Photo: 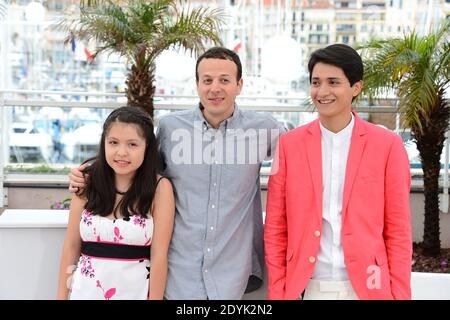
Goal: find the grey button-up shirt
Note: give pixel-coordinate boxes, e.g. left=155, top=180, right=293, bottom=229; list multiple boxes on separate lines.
left=157, top=104, right=284, bottom=299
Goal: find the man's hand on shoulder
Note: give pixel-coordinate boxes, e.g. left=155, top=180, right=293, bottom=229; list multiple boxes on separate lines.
left=68, top=162, right=89, bottom=193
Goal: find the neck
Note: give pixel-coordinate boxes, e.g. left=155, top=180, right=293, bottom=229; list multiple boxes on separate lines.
left=201, top=106, right=235, bottom=129
left=320, top=111, right=353, bottom=133
left=114, top=174, right=133, bottom=194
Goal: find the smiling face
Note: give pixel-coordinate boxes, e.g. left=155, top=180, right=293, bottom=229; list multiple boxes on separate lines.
left=196, top=58, right=243, bottom=128
left=310, top=62, right=362, bottom=131
left=105, top=121, right=146, bottom=180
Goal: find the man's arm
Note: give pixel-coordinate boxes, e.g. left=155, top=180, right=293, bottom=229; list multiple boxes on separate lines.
left=264, top=136, right=288, bottom=300
left=384, top=134, right=412, bottom=299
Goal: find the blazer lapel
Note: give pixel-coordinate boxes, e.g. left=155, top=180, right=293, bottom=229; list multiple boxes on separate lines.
left=342, top=113, right=367, bottom=223
left=306, top=120, right=323, bottom=218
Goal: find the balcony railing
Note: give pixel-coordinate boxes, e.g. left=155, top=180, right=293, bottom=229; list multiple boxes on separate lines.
left=1, top=89, right=449, bottom=210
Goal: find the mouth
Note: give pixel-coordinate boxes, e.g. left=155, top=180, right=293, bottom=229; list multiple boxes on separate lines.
left=209, top=97, right=224, bottom=104
left=114, top=160, right=131, bottom=167
left=317, top=98, right=335, bottom=105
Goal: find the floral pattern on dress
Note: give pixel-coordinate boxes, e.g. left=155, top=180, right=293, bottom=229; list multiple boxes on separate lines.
left=133, top=215, right=147, bottom=228
left=82, top=210, right=93, bottom=226
left=79, top=256, right=95, bottom=278
left=70, top=209, right=153, bottom=300
left=96, top=280, right=117, bottom=300
left=113, top=226, right=124, bottom=242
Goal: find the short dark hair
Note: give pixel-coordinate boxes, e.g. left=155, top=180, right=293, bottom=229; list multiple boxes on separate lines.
left=195, top=47, right=242, bottom=82
left=308, top=44, right=363, bottom=86
left=79, top=106, right=160, bottom=219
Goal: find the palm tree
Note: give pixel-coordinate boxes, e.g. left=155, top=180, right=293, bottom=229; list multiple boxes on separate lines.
left=358, top=20, right=450, bottom=257
left=0, top=1, right=7, bottom=20
left=61, top=0, right=225, bottom=118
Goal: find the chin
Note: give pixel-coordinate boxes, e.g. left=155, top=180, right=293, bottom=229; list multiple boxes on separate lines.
left=113, top=167, right=133, bottom=175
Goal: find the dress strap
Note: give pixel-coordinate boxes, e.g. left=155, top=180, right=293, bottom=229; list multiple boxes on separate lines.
left=155, top=176, right=166, bottom=188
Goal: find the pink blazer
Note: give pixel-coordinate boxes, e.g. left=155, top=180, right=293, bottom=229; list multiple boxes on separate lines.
left=264, top=113, right=412, bottom=300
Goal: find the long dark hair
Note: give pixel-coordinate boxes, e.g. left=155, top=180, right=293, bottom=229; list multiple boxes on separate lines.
left=77, top=106, right=159, bottom=219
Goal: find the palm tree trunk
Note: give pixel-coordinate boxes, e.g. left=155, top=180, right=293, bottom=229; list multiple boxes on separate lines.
left=125, top=63, right=156, bottom=119
left=414, top=98, right=450, bottom=257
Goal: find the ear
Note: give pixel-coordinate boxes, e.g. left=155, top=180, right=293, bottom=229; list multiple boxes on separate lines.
left=237, top=78, right=243, bottom=95
left=352, top=80, right=363, bottom=98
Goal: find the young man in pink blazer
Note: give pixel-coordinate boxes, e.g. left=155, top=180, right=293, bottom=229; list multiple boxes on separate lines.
left=264, top=44, right=412, bottom=300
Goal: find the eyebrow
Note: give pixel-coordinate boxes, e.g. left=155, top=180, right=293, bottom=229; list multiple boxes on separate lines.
left=201, top=74, right=232, bottom=78
left=106, top=137, right=142, bottom=142
left=311, top=77, right=342, bottom=81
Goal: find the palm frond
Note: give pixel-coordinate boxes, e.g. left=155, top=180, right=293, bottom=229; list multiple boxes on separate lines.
left=157, top=5, right=225, bottom=58
left=60, top=0, right=224, bottom=117
left=430, top=20, right=450, bottom=88
left=359, top=22, right=449, bottom=131
left=80, top=0, right=118, bottom=9
left=0, top=1, right=8, bottom=21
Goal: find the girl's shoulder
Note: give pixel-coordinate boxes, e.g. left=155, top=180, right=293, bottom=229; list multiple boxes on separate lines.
left=155, top=174, right=172, bottom=189
left=153, top=175, right=174, bottom=201
left=71, top=193, right=88, bottom=208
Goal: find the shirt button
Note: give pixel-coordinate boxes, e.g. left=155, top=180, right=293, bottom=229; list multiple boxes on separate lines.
left=213, top=183, right=217, bottom=187
left=314, top=230, right=321, bottom=237
left=210, top=226, right=214, bottom=231
left=309, top=256, right=316, bottom=263
left=211, top=204, right=215, bottom=209
left=204, top=269, right=208, bottom=273
left=207, top=248, right=211, bottom=252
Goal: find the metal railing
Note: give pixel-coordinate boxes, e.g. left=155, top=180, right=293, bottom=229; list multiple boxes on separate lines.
left=1, top=89, right=447, bottom=211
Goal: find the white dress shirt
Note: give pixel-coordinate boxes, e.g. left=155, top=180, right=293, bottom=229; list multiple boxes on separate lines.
left=312, top=114, right=354, bottom=281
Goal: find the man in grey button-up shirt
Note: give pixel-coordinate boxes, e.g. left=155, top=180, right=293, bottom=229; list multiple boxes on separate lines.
left=159, top=47, right=284, bottom=299
left=69, top=47, right=285, bottom=299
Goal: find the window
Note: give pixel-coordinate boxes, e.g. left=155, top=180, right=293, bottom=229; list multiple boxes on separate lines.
left=336, top=24, right=356, bottom=32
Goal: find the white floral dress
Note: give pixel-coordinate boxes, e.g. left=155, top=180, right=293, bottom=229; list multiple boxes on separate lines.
left=69, top=209, right=153, bottom=300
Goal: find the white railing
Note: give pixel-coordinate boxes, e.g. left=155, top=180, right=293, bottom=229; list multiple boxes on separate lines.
left=0, top=89, right=445, bottom=211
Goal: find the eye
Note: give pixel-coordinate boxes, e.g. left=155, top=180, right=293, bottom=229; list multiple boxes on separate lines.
left=203, top=79, right=212, bottom=84
left=129, top=143, right=138, bottom=147
left=221, top=78, right=230, bottom=84
left=311, top=80, right=319, bottom=86
left=108, top=140, right=117, bottom=145
left=330, top=80, right=339, bottom=85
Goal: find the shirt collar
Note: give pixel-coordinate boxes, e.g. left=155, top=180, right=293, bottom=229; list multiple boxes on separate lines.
left=320, top=113, right=354, bottom=140
left=195, top=103, right=241, bottom=131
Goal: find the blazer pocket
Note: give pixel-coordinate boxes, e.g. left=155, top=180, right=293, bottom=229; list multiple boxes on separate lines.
left=374, top=252, right=388, bottom=266
left=286, top=248, right=294, bottom=262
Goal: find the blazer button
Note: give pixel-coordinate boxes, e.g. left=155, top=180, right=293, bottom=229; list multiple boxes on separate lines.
left=314, top=230, right=321, bottom=237
left=309, top=256, right=316, bottom=263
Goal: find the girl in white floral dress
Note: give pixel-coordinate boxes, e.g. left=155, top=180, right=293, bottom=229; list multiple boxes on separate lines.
left=57, top=107, right=175, bottom=300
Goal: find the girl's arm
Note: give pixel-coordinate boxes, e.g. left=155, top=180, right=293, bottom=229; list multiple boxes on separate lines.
left=56, top=195, right=85, bottom=299
left=148, top=177, right=175, bottom=300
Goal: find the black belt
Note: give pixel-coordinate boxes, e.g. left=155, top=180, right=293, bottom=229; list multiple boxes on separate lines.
left=81, top=241, right=150, bottom=260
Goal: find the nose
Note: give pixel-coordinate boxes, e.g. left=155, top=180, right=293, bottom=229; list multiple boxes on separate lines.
left=116, top=144, right=128, bottom=156
left=210, top=80, right=221, bottom=93
left=315, top=83, right=329, bottom=97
